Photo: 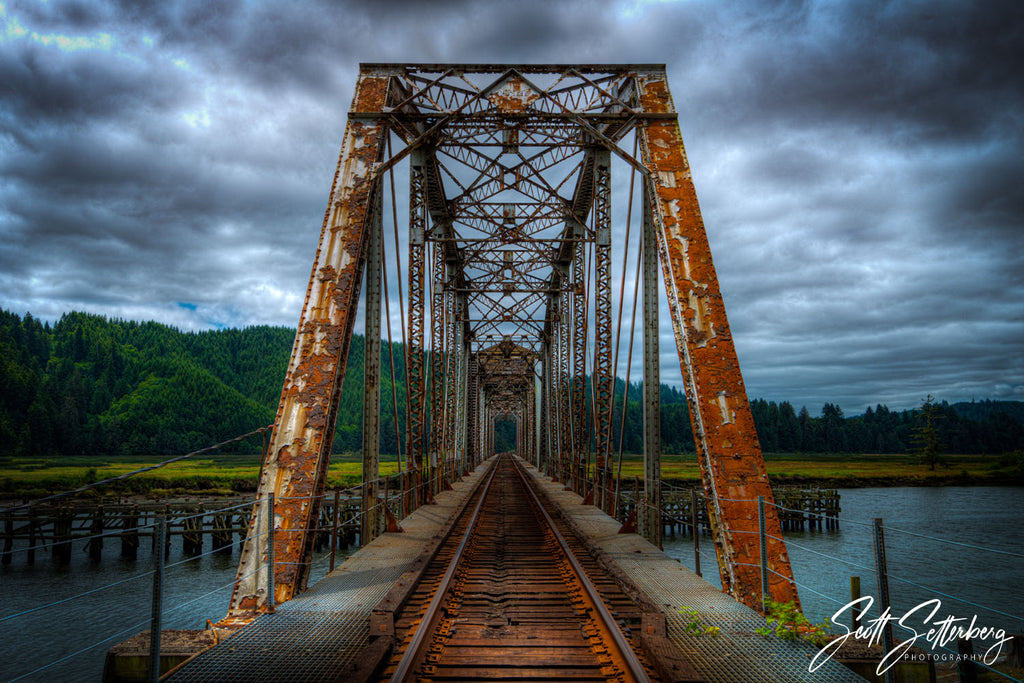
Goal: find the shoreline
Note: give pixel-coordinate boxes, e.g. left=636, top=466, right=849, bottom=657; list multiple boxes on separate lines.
left=667, top=472, right=1024, bottom=489
left=3, top=453, right=1022, bottom=503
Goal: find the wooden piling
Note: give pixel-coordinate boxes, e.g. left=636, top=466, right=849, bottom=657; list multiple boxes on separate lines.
left=88, top=504, right=104, bottom=562
left=2, top=516, right=12, bottom=565
left=27, top=510, right=37, bottom=564
left=53, top=508, right=72, bottom=564
left=211, top=513, right=232, bottom=553
left=122, top=505, right=140, bottom=560
left=182, top=505, right=203, bottom=557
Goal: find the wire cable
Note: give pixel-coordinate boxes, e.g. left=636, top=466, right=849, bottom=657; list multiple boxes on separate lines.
left=6, top=616, right=152, bottom=682
left=0, top=568, right=155, bottom=623
left=2, top=425, right=274, bottom=513
left=880, top=523, right=1024, bottom=560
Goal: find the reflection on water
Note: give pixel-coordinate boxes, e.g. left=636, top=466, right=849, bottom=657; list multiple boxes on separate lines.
left=663, top=487, right=1024, bottom=637
left=0, top=536, right=339, bottom=681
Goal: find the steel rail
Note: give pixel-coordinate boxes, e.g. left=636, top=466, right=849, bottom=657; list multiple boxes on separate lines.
left=511, top=456, right=652, bottom=683
left=388, top=455, right=501, bottom=682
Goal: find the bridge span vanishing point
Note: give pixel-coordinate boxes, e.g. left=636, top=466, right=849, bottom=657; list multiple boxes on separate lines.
left=139, top=63, right=870, bottom=682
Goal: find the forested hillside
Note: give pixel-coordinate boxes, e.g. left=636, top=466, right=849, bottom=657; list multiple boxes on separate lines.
left=1, top=309, right=1021, bottom=457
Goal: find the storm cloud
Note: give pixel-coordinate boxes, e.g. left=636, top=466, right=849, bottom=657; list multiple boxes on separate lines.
left=1, top=0, right=1021, bottom=414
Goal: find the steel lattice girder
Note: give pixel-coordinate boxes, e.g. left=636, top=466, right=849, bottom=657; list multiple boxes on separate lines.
left=571, top=240, right=587, bottom=493
left=429, top=241, right=446, bottom=478
left=591, top=152, right=614, bottom=511
left=234, top=63, right=798, bottom=619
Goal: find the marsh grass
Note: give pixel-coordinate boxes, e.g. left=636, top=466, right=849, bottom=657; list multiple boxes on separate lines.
left=609, top=452, right=1008, bottom=485
left=0, top=452, right=1015, bottom=500
left=0, top=452, right=405, bottom=499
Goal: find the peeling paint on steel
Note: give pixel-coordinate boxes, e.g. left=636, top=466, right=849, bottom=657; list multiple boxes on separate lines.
left=637, top=72, right=800, bottom=612
left=226, top=72, right=390, bottom=620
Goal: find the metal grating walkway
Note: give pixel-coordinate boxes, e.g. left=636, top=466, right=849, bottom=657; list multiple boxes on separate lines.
left=166, top=464, right=492, bottom=682
left=520, top=461, right=868, bottom=683
left=169, top=458, right=866, bottom=682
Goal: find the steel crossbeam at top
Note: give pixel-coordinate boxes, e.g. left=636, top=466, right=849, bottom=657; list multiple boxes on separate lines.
left=225, top=64, right=801, bottom=624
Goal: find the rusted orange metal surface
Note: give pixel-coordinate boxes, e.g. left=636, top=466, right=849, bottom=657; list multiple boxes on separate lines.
left=637, top=70, right=800, bottom=611
left=227, top=72, right=390, bottom=618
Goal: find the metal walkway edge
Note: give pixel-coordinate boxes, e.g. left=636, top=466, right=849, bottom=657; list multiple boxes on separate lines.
left=517, top=460, right=867, bottom=683
left=167, top=455, right=866, bottom=682
left=165, top=461, right=495, bottom=682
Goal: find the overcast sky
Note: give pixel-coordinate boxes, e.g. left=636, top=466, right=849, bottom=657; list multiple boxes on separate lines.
left=1, top=0, right=1021, bottom=415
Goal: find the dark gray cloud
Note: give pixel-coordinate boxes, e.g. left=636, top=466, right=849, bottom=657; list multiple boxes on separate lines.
left=1, top=0, right=1021, bottom=414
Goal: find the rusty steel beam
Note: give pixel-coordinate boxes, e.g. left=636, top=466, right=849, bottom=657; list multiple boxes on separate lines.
left=636, top=69, right=800, bottom=611
left=592, top=150, right=613, bottom=512
left=227, top=72, right=390, bottom=617
left=557, top=285, right=572, bottom=484
left=443, top=280, right=458, bottom=477
left=429, top=241, right=446, bottom=489
left=362, top=190, right=383, bottom=544
left=641, top=178, right=662, bottom=549
left=457, top=293, right=470, bottom=472
left=407, top=149, right=428, bottom=505
left=571, top=240, right=587, bottom=495
left=541, top=338, right=552, bottom=474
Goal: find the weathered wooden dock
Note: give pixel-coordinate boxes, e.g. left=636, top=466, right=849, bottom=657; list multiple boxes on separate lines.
left=1, top=485, right=839, bottom=565
left=0, top=494, right=365, bottom=564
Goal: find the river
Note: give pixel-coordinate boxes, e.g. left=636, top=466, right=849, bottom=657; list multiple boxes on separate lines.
left=663, top=487, right=1024, bottom=643
left=2, top=486, right=1022, bottom=681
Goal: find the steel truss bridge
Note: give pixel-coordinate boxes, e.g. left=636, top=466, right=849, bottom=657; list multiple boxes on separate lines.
left=228, top=63, right=799, bottom=621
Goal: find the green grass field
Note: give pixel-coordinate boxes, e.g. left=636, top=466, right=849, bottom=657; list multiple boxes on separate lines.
left=1, top=450, right=1019, bottom=501
left=0, top=452, right=406, bottom=499
left=615, top=451, right=1019, bottom=486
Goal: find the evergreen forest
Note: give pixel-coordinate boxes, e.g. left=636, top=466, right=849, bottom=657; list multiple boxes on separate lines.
left=2, top=309, right=1022, bottom=458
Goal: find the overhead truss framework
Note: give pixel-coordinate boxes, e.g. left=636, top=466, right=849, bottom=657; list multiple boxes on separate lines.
left=228, top=63, right=799, bottom=620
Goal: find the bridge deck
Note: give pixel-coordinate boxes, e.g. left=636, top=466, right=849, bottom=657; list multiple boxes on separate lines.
left=521, top=463, right=865, bottom=683
left=166, top=463, right=493, bottom=682
left=167, top=458, right=865, bottom=682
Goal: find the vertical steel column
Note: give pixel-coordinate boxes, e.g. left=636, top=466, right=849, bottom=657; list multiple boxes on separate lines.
left=361, top=192, right=382, bottom=544
left=453, top=293, right=468, bottom=480
left=526, top=377, right=536, bottom=466
left=486, top=405, right=494, bottom=457
left=641, top=184, right=662, bottom=548
left=228, top=73, right=389, bottom=616
left=429, top=241, right=446, bottom=490
left=265, top=493, right=275, bottom=614
left=540, top=339, right=551, bottom=474
left=476, top=362, right=485, bottom=467
left=758, top=496, right=769, bottom=610
left=551, top=323, right=561, bottom=479
left=535, top=361, right=543, bottom=468
left=636, top=69, right=799, bottom=610
left=592, top=149, right=613, bottom=512
left=572, top=240, right=587, bottom=495
left=148, top=516, right=166, bottom=683
left=407, top=149, right=427, bottom=506
left=442, top=283, right=458, bottom=481
left=873, top=518, right=895, bottom=683
left=467, top=355, right=479, bottom=469
left=558, top=286, right=572, bottom=484
left=518, top=408, right=524, bottom=457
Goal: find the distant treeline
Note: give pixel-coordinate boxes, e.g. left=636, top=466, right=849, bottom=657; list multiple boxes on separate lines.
left=1, top=309, right=1022, bottom=457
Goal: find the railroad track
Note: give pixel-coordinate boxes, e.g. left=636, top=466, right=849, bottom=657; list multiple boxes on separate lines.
left=352, top=454, right=700, bottom=682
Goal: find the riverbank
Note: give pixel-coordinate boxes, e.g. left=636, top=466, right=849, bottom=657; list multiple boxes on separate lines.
left=1, top=451, right=1021, bottom=501
left=621, top=452, right=1024, bottom=489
